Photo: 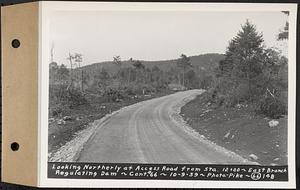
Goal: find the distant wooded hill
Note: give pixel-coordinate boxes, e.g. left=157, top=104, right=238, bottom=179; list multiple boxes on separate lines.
left=77, top=53, right=225, bottom=75
left=50, top=53, right=225, bottom=100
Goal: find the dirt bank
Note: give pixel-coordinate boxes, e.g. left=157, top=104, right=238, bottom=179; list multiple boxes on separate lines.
left=180, top=93, right=287, bottom=165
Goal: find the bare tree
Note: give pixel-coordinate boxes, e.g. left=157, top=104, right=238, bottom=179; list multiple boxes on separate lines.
left=67, top=53, right=83, bottom=91
left=113, top=55, right=122, bottom=66
left=177, top=54, right=192, bottom=87
left=74, top=53, right=84, bottom=92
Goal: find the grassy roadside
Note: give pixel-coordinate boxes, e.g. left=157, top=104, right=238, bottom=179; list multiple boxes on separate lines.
left=48, top=90, right=174, bottom=155
left=180, top=92, right=287, bottom=165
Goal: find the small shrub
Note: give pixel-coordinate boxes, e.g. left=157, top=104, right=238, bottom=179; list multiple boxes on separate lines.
left=103, top=88, right=124, bottom=102
left=123, top=86, right=136, bottom=96
left=50, top=106, right=63, bottom=117
left=256, top=96, right=287, bottom=119
left=200, top=89, right=216, bottom=103
left=223, top=83, right=251, bottom=107
left=66, top=88, right=88, bottom=107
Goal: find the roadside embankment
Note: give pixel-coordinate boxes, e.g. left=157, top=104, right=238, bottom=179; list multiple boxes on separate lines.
left=180, top=92, right=287, bottom=165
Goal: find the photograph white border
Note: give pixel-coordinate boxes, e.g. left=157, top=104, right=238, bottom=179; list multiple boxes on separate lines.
left=38, top=1, right=297, bottom=188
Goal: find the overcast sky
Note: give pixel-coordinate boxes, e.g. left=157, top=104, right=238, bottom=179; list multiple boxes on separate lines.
left=50, top=11, right=288, bottom=66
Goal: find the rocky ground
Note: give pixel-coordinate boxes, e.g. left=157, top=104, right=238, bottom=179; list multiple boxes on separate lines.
left=180, top=93, right=288, bottom=165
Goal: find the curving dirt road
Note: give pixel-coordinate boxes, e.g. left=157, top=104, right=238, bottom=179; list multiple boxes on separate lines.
left=78, top=89, right=253, bottom=164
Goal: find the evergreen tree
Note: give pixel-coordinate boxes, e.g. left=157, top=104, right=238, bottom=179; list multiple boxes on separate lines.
left=132, top=60, right=145, bottom=83
left=215, top=20, right=268, bottom=105
left=219, top=20, right=265, bottom=80
left=132, top=60, right=145, bottom=70
left=215, top=19, right=288, bottom=114
left=278, top=11, right=289, bottom=40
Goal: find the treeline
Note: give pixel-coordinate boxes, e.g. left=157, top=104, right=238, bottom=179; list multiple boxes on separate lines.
left=49, top=20, right=288, bottom=119
left=49, top=53, right=216, bottom=114
left=207, top=20, right=288, bottom=119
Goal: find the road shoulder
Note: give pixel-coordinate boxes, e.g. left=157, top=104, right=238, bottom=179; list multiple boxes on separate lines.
left=180, top=92, right=288, bottom=165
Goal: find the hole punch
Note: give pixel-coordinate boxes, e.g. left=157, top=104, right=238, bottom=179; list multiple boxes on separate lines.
left=11, top=142, right=19, bottom=151
left=11, top=39, right=20, bottom=48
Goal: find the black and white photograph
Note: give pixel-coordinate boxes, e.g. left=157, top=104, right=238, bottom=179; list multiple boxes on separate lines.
left=41, top=1, right=297, bottom=188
